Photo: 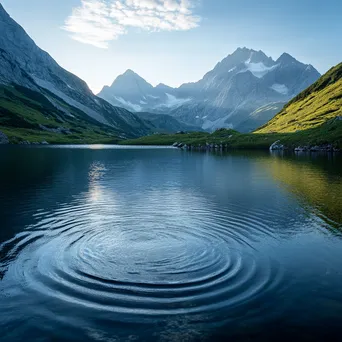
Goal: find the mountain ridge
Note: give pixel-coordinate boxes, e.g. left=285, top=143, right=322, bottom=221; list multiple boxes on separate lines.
left=98, top=48, right=321, bottom=132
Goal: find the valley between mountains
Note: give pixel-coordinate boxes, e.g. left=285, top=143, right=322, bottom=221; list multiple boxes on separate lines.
left=0, top=3, right=341, bottom=149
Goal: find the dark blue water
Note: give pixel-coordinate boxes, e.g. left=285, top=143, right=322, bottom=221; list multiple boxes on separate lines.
left=1, top=146, right=342, bottom=341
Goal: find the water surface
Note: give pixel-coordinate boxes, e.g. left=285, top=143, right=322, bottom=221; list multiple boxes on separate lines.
left=1, top=146, right=342, bottom=341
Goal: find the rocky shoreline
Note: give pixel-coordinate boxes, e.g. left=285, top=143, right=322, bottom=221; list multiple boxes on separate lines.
left=269, top=140, right=340, bottom=152
left=18, top=140, right=50, bottom=145
left=0, top=130, right=9, bottom=144
left=172, top=141, right=341, bottom=153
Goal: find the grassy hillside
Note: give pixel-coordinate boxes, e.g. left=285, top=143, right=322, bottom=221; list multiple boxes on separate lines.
left=120, top=121, right=342, bottom=149
left=0, top=84, right=122, bottom=144
left=257, top=63, right=342, bottom=133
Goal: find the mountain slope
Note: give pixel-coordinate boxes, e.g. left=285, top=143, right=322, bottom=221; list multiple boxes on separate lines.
left=0, top=4, right=151, bottom=140
left=134, top=112, right=202, bottom=134
left=98, top=48, right=321, bottom=132
left=256, top=62, right=342, bottom=133
left=0, top=84, right=135, bottom=144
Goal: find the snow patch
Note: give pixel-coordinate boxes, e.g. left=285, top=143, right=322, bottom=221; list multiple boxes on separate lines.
left=243, top=62, right=279, bottom=78
left=245, top=51, right=254, bottom=64
left=140, top=100, right=147, bottom=105
left=251, top=102, right=284, bottom=116
left=115, top=96, right=142, bottom=112
left=155, top=93, right=191, bottom=109
left=271, top=84, right=289, bottom=95
left=166, top=93, right=191, bottom=107
left=228, top=67, right=237, bottom=73
left=147, top=94, right=159, bottom=99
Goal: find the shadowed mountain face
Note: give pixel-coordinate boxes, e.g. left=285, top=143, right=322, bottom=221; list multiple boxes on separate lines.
left=98, top=48, right=321, bottom=132
left=0, top=4, right=152, bottom=139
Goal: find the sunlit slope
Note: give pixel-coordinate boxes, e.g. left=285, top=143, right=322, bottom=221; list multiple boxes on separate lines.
left=256, top=63, right=342, bottom=133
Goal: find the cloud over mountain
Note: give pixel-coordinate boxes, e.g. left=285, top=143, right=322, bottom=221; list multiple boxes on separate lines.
left=63, top=0, right=200, bottom=48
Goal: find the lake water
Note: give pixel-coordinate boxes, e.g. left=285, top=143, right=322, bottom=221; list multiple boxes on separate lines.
left=1, top=146, right=342, bottom=341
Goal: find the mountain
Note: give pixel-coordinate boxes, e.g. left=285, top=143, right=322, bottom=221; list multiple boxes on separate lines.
left=98, top=48, right=321, bottom=132
left=257, top=62, right=342, bottom=133
left=0, top=4, right=151, bottom=143
left=99, top=70, right=155, bottom=112
left=99, top=71, right=191, bottom=114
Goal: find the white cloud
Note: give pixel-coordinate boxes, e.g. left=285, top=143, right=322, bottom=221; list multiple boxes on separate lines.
left=63, top=0, right=201, bottom=48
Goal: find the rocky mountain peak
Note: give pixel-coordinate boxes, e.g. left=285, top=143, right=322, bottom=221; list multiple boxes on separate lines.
left=122, top=69, right=140, bottom=77
left=110, top=70, right=151, bottom=86
left=246, top=50, right=274, bottom=66
left=107, top=70, right=154, bottom=97
left=209, top=47, right=275, bottom=77
left=276, top=52, right=298, bottom=64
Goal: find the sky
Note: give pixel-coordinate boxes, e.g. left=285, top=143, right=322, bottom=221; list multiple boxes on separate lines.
left=1, top=0, right=342, bottom=94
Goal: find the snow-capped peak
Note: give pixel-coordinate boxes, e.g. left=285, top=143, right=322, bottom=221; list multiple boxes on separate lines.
left=276, top=52, right=298, bottom=64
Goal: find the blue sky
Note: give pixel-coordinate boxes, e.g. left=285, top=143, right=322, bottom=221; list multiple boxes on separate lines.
left=2, top=0, right=341, bottom=93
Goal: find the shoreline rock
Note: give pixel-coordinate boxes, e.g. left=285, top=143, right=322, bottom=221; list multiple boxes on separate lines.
left=18, top=140, right=50, bottom=145
left=0, top=131, right=9, bottom=144
left=270, top=140, right=285, bottom=151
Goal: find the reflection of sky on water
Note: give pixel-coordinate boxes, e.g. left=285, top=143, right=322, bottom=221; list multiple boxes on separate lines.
left=1, top=148, right=342, bottom=342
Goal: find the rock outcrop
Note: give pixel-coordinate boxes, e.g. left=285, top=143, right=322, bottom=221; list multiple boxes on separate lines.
left=0, top=130, right=9, bottom=144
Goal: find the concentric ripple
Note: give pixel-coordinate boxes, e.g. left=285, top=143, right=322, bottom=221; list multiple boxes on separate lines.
left=1, top=196, right=286, bottom=319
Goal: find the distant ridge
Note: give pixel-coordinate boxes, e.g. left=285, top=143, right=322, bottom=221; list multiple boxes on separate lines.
left=98, top=48, right=321, bottom=132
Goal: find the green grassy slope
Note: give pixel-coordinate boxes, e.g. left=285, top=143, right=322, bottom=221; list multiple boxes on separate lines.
left=256, top=63, right=342, bottom=133
left=0, top=84, right=121, bottom=144
left=120, top=129, right=239, bottom=146
left=120, top=121, right=342, bottom=149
